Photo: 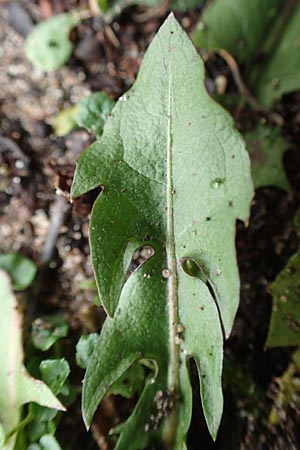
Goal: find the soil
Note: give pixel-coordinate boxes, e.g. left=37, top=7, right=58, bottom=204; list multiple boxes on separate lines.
left=1, top=1, right=300, bottom=450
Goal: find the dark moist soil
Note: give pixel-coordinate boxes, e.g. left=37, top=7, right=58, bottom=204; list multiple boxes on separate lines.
left=1, top=1, right=300, bottom=450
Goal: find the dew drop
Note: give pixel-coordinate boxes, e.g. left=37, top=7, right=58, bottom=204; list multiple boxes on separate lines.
left=162, top=269, right=171, bottom=278
left=210, top=178, right=225, bottom=189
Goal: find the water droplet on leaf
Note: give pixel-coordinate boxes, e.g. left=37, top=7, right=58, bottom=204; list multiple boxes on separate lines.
left=210, top=178, right=225, bottom=189
left=162, top=269, right=171, bottom=278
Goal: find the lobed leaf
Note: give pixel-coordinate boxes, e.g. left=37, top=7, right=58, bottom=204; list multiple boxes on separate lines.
left=72, top=14, right=253, bottom=449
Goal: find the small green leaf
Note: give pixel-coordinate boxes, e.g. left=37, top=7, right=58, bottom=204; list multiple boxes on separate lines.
left=76, top=333, right=99, bottom=369
left=39, top=434, right=63, bottom=450
left=0, top=253, right=36, bottom=291
left=24, top=13, right=80, bottom=72
left=29, top=404, right=58, bottom=423
left=27, top=422, right=49, bottom=442
left=49, top=106, right=79, bottom=137
left=0, top=271, right=64, bottom=450
left=267, top=251, right=300, bottom=347
left=72, top=14, right=253, bottom=448
left=28, top=445, right=42, bottom=450
left=32, top=316, right=69, bottom=351
left=245, top=124, right=290, bottom=192
left=39, top=359, right=70, bottom=396
left=76, top=93, right=115, bottom=138
left=27, top=418, right=56, bottom=441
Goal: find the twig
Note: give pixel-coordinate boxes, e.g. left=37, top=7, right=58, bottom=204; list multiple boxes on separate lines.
left=41, top=195, right=70, bottom=265
left=24, top=195, right=70, bottom=328
left=103, top=24, right=120, bottom=48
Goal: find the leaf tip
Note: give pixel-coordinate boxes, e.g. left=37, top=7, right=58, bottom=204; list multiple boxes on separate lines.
left=206, top=412, right=222, bottom=443
left=82, top=383, right=95, bottom=431
left=167, top=11, right=176, bottom=20
left=82, top=408, right=92, bottom=431
left=57, top=403, right=67, bottom=412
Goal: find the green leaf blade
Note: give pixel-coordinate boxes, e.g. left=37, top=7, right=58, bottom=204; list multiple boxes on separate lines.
left=82, top=245, right=169, bottom=431
left=73, top=14, right=253, bottom=448
left=178, top=272, right=223, bottom=439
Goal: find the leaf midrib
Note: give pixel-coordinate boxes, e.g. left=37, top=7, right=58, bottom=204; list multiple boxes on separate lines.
left=165, top=49, right=180, bottom=445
